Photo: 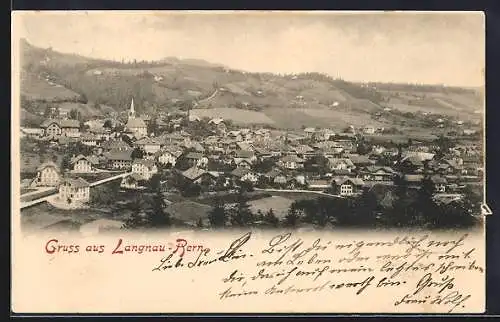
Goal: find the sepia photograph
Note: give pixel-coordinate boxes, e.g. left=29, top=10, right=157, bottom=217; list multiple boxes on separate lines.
left=11, top=11, right=486, bottom=314
left=16, top=11, right=485, bottom=234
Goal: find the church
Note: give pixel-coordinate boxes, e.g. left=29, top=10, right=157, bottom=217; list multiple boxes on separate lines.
left=125, top=98, right=148, bottom=139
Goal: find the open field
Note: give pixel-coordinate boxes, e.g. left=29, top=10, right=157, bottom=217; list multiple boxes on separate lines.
left=21, top=72, right=82, bottom=102
left=191, top=107, right=276, bottom=125
left=248, top=195, right=295, bottom=219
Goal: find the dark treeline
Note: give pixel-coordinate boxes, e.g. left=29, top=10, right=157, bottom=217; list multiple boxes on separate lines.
left=121, top=178, right=482, bottom=231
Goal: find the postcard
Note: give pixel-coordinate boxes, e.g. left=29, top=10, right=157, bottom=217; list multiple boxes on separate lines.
left=11, top=11, right=486, bottom=314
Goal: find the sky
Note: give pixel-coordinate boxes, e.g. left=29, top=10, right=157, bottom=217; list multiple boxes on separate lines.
left=14, top=11, right=485, bottom=87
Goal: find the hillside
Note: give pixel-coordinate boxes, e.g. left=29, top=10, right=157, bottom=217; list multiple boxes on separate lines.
left=18, top=39, right=483, bottom=130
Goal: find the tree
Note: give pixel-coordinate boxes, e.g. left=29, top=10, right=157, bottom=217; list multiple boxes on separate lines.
left=121, top=135, right=133, bottom=147
left=283, top=208, right=301, bottom=228
left=208, top=198, right=227, bottom=228
left=148, top=173, right=162, bottom=192
left=229, top=190, right=255, bottom=227
left=146, top=191, right=171, bottom=228
left=69, top=109, right=81, bottom=120
left=103, top=120, right=113, bottom=129
left=263, top=208, right=280, bottom=228
left=131, top=148, right=144, bottom=159
left=60, top=155, right=72, bottom=173
left=147, top=117, right=158, bottom=136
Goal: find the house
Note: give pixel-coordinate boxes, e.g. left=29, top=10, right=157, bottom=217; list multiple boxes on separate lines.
left=80, top=133, right=99, bottom=146
left=431, top=176, right=448, bottom=193
left=208, top=118, right=226, bottom=133
left=156, top=147, right=183, bottom=168
left=185, top=152, right=209, bottom=168
left=327, top=158, right=355, bottom=172
left=40, top=119, right=80, bottom=137
left=254, top=147, right=273, bottom=160
left=313, top=129, right=335, bottom=141
left=348, top=154, right=375, bottom=167
left=105, top=150, right=133, bottom=170
left=183, top=140, right=205, bottom=153
left=20, top=127, right=43, bottom=139
left=359, top=166, right=396, bottom=182
left=32, top=161, right=60, bottom=187
left=135, top=137, right=163, bottom=154
left=233, top=150, right=257, bottom=167
left=293, top=145, right=315, bottom=159
left=231, top=167, right=258, bottom=184
left=182, top=166, right=219, bottom=185
left=307, top=179, right=331, bottom=190
left=101, top=139, right=130, bottom=152
left=70, top=155, right=99, bottom=173
left=58, top=177, right=90, bottom=203
left=331, top=177, right=365, bottom=196
left=303, top=127, right=316, bottom=137
left=399, top=156, right=425, bottom=174
left=131, top=159, right=158, bottom=180
left=363, top=126, right=376, bottom=134
left=278, top=154, right=304, bottom=170
left=273, top=175, right=288, bottom=187
left=120, top=173, right=146, bottom=190
left=88, top=126, right=112, bottom=140
left=402, top=174, right=425, bottom=186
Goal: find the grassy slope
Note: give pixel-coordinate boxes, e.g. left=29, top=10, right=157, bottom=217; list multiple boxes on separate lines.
left=19, top=39, right=482, bottom=130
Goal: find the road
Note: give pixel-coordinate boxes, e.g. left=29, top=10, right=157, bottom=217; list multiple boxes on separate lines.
left=254, top=188, right=345, bottom=198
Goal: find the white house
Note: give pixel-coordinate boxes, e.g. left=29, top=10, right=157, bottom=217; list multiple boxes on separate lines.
left=80, top=134, right=99, bottom=146
left=156, top=148, right=183, bottom=168
left=134, top=137, right=162, bottom=155
left=278, top=154, right=304, bottom=170
left=331, top=177, right=365, bottom=196
left=58, top=177, right=90, bottom=203
left=120, top=173, right=146, bottom=190
left=32, top=162, right=60, bottom=187
left=363, top=126, right=376, bottom=135
left=131, top=159, right=158, bottom=180
left=71, top=155, right=99, bottom=173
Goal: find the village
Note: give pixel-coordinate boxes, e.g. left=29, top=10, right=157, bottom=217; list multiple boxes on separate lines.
left=19, top=96, right=484, bottom=233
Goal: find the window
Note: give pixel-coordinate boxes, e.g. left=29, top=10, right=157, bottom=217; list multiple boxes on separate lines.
left=340, top=184, right=353, bottom=195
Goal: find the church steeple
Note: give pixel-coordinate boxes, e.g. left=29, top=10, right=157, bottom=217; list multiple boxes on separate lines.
left=128, top=98, right=136, bottom=118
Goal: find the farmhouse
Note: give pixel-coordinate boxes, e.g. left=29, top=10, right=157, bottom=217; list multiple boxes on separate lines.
left=278, top=154, right=304, bottom=170
left=32, top=161, right=60, bottom=187
left=40, top=119, right=80, bottom=137
left=431, top=176, right=448, bottom=193
left=105, top=150, right=133, bottom=170
left=182, top=166, right=219, bottom=185
left=359, top=166, right=396, bottom=182
left=70, top=154, right=99, bottom=173
left=120, top=173, right=146, bottom=190
left=331, top=177, right=365, bottom=196
left=156, top=147, right=183, bottom=168
left=135, top=137, right=163, bottom=154
left=231, top=167, right=258, bottom=184
left=58, top=177, right=90, bottom=203
left=80, top=133, right=99, bottom=146
left=131, top=159, right=158, bottom=180
left=328, top=158, right=355, bottom=172
left=185, top=152, right=209, bottom=168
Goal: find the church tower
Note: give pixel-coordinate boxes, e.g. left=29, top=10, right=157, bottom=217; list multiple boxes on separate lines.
left=128, top=98, right=136, bottom=119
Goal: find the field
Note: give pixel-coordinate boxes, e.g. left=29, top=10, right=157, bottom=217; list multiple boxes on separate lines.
left=191, top=107, right=276, bottom=125
left=298, top=107, right=385, bottom=129
left=248, top=196, right=295, bottom=219
left=20, top=72, right=82, bottom=102
left=20, top=39, right=484, bottom=133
